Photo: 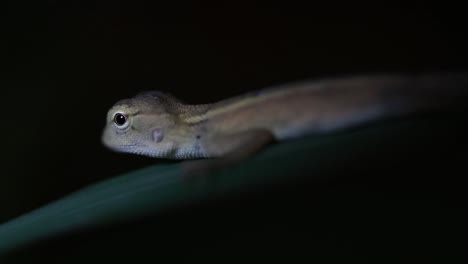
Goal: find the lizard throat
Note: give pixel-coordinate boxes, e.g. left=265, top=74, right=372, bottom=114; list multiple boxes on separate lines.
left=109, top=142, right=208, bottom=160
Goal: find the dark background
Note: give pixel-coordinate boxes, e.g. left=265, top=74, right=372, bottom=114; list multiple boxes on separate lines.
left=1, top=1, right=467, bottom=224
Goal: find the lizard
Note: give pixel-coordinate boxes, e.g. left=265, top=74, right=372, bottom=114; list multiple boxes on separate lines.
left=101, top=71, right=468, bottom=174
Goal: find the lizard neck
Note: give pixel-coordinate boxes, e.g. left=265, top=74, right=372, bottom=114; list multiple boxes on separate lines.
left=176, top=103, right=213, bottom=122
left=177, top=87, right=304, bottom=125
left=157, top=103, right=214, bottom=159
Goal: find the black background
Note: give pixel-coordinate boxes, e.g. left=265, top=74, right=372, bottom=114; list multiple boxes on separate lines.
left=1, top=1, right=467, bottom=258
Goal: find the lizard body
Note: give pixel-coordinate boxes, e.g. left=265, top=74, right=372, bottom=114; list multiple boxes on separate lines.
left=101, top=72, right=467, bottom=171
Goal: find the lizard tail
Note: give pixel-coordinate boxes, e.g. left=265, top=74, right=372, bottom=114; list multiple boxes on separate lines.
left=381, top=71, right=468, bottom=115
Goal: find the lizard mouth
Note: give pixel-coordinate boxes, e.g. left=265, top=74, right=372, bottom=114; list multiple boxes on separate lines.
left=112, top=144, right=163, bottom=158
left=110, top=144, right=148, bottom=152
left=118, top=144, right=147, bottom=147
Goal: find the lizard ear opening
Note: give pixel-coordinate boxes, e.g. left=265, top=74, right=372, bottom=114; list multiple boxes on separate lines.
left=152, top=128, right=164, bottom=143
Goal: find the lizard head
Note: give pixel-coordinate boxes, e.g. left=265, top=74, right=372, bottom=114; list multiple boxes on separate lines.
left=101, top=91, right=182, bottom=157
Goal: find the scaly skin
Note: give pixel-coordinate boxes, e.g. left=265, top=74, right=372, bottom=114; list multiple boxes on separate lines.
left=101, top=72, right=467, bottom=173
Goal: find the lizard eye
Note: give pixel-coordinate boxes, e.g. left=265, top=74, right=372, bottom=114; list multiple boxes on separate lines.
left=113, top=113, right=127, bottom=127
